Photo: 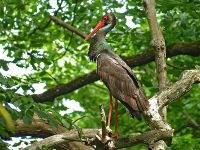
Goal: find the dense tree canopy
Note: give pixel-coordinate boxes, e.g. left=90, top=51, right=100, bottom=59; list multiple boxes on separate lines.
left=0, top=0, right=200, bottom=149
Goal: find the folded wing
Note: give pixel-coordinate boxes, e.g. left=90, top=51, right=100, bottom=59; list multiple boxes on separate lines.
left=97, top=52, right=149, bottom=120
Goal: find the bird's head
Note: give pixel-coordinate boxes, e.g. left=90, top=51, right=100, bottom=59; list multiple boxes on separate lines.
left=84, top=13, right=116, bottom=41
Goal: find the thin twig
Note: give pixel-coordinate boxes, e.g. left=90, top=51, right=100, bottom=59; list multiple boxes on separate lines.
left=183, top=111, right=200, bottom=128
left=48, top=15, right=87, bottom=38
left=167, top=63, right=188, bottom=70
left=174, top=123, right=192, bottom=133
left=39, top=67, right=60, bottom=85
left=99, top=104, right=107, bottom=141
left=96, top=104, right=114, bottom=149
left=72, top=115, right=86, bottom=123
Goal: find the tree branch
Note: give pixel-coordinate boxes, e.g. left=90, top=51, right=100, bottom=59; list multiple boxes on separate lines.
left=143, top=68, right=200, bottom=149
left=87, top=105, right=114, bottom=150
left=174, top=123, right=192, bottom=133
left=183, top=111, right=200, bottom=128
left=166, top=63, right=188, bottom=71
left=22, top=127, right=173, bottom=150
left=31, top=40, right=200, bottom=103
left=10, top=113, right=173, bottom=150
left=175, top=111, right=200, bottom=133
left=48, top=15, right=87, bottom=39
left=13, top=113, right=95, bottom=150
left=142, top=68, right=200, bottom=147
left=143, top=0, right=168, bottom=90
left=175, top=123, right=200, bottom=133
left=157, top=69, right=200, bottom=109
left=15, top=113, right=173, bottom=150
left=143, top=0, right=169, bottom=148
left=32, top=70, right=98, bottom=102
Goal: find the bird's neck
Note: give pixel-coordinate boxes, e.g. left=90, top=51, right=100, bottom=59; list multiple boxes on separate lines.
left=88, top=36, right=114, bottom=61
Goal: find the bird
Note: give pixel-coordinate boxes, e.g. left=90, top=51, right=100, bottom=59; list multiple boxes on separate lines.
left=84, top=13, right=149, bottom=138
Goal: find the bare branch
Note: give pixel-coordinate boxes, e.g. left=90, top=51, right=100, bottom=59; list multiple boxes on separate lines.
left=22, top=128, right=97, bottom=150
left=99, top=104, right=107, bottom=141
left=143, top=69, right=200, bottom=136
left=22, top=127, right=173, bottom=150
left=144, top=96, right=172, bottom=130
left=143, top=0, right=168, bottom=90
left=174, top=123, right=192, bottom=133
left=13, top=113, right=93, bottom=150
left=151, top=140, right=166, bottom=150
left=166, top=63, right=188, bottom=71
left=157, top=69, right=200, bottom=109
left=183, top=111, right=200, bottom=129
left=12, top=113, right=174, bottom=150
left=49, top=15, right=87, bottom=39
left=32, top=70, right=99, bottom=103
left=142, top=0, right=169, bottom=148
left=72, top=115, right=87, bottom=124
left=143, top=0, right=168, bottom=136
left=88, top=105, right=114, bottom=150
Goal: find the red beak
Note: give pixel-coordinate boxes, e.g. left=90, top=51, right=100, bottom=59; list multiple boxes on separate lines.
left=84, top=21, right=105, bottom=41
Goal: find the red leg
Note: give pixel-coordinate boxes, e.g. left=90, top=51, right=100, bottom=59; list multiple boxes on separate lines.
left=113, top=99, right=118, bottom=138
left=107, top=92, right=113, bottom=127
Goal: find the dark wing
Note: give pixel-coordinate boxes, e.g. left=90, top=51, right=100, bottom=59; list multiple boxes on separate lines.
left=97, top=53, right=149, bottom=120
left=113, top=54, right=149, bottom=111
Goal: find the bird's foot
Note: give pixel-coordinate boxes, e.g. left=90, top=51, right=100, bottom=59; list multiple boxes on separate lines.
left=111, top=133, right=118, bottom=139
left=106, top=126, right=118, bottom=139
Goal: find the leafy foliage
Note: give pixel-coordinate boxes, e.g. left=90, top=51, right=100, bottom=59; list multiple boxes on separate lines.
left=0, top=0, right=200, bottom=149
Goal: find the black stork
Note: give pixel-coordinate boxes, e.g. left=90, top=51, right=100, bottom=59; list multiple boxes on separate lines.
left=84, top=13, right=149, bottom=138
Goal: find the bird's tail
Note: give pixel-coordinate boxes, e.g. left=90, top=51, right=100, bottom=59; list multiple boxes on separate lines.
left=130, top=110, right=142, bottom=121
left=136, top=89, right=149, bottom=112
left=119, top=100, right=142, bottom=121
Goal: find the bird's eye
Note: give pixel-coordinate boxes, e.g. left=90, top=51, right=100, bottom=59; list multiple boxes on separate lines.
left=102, top=16, right=107, bottom=22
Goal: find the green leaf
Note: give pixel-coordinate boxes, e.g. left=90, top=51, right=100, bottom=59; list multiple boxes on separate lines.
left=0, top=94, right=6, bottom=100
left=39, top=71, right=46, bottom=76
left=35, top=110, right=49, bottom=119
left=22, top=110, right=34, bottom=126
left=35, top=109, right=58, bottom=127
left=0, top=73, right=6, bottom=85
left=0, top=59, right=9, bottom=71
left=6, top=78, right=15, bottom=87
left=23, top=116, right=32, bottom=126
left=73, top=124, right=83, bottom=141
left=61, top=118, right=71, bottom=129
left=47, top=116, right=58, bottom=128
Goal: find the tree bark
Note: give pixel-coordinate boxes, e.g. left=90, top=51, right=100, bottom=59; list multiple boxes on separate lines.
left=143, top=0, right=170, bottom=149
